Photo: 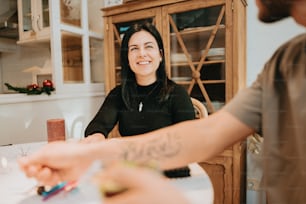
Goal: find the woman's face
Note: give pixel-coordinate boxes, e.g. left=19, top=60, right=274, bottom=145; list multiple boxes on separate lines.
left=128, top=30, right=162, bottom=85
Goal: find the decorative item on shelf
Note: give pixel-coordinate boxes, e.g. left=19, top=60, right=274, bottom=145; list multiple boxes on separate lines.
left=171, top=53, right=192, bottom=63
left=202, top=48, right=225, bottom=61
left=4, top=79, right=55, bottom=95
left=63, top=0, right=81, bottom=20
left=171, top=77, right=192, bottom=82
left=23, top=60, right=52, bottom=85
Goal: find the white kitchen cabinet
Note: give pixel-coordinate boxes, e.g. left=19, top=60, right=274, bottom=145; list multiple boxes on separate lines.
left=17, top=0, right=50, bottom=44
left=52, top=0, right=104, bottom=91
left=12, top=0, right=104, bottom=95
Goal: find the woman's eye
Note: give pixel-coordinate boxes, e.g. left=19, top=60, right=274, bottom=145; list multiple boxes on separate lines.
left=129, top=47, right=138, bottom=52
left=146, top=45, right=154, bottom=49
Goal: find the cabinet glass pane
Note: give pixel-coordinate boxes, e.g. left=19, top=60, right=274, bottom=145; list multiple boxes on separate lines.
left=87, top=0, right=103, bottom=33
left=113, top=18, right=155, bottom=85
left=42, top=0, right=49, bottom=28
left=60, top=0, right=81, bottom=27
left=90, top=37, right=104, bottom=83
left=61, top=32, right=84, bottom=83
left=22, top=0, right=32, bottom=31
left=18, top=0, right=50, bottom=42
left=169, top=5, right=225, bottom=113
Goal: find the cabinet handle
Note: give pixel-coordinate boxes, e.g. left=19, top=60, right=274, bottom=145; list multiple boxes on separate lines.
left=36, top=15, right=42, bottom=31
left=31, top=15, right=39, bottom=32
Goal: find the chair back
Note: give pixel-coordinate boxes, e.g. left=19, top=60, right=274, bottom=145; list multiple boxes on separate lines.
left=191, top=97, right=208, bottom=119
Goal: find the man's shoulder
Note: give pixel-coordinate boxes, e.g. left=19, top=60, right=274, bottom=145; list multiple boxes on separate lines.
left=277, top=33, right=306, bottom=52
left=288, top=33, right=306, bottom=43
left=267, top=33, right=306, bottom=66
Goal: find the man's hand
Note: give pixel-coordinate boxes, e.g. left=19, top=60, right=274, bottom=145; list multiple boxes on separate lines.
left=18, top=141, right=94, bottom=186
left=98, top=162, right=190, bottom=204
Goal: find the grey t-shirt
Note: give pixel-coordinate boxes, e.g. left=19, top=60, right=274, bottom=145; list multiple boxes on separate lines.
left=224, top=33, right=306, bottom=204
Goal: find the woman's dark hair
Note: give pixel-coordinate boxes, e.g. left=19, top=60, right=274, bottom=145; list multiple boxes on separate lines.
left=120, top=22, right=174, bottom=110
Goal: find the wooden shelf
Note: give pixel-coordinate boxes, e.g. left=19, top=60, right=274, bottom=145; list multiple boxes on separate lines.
left=170, top=24, right=225, bottom=36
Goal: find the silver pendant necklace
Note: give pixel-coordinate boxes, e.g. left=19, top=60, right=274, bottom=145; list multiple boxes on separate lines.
left=138, top=101, right=143, bottom=112
left=137, top=82, right=159, bottom=112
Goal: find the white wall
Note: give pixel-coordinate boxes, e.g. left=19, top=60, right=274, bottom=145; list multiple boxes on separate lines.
left=0, top=95, right=103, bottom=145
left=247, top=0, right=305, bottom=85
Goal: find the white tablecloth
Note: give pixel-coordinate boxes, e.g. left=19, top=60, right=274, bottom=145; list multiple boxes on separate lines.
left=0, top=142, right=213, bottom=204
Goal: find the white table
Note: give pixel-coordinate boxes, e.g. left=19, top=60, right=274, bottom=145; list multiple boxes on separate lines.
left=0, top=142, right=214, bottom=204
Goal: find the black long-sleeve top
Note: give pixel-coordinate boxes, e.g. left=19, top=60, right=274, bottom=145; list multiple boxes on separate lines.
left=85, top=81, right=195, bottom=138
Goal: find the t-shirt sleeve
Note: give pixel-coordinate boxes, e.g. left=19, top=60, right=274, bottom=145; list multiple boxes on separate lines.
left=170, top=85, right=196, bottom=123
left=223, top=72, right=263, bottom=133
left=84, top=87, right=121, bottom=138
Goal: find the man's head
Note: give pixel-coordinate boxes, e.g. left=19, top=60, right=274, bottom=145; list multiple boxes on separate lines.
left=256, top=0, right=292, bottom=23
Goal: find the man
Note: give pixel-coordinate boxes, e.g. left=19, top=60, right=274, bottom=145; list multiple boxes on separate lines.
left=19, top=0, right=306, bottom=203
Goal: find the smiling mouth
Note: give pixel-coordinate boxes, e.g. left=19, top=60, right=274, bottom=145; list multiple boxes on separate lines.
left=137, top=61, right=150, bottom=65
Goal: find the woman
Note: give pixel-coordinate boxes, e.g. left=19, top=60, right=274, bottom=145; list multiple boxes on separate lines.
left=84, top=22, right=195, bottom=141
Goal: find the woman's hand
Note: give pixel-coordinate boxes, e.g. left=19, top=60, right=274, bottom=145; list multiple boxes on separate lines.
left=80, top=133, right=106, bottom=144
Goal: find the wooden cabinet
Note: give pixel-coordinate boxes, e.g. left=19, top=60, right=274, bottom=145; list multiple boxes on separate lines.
left=17, top=0, right=50, bottom=44
left=102, top=0, right=247, bottom=203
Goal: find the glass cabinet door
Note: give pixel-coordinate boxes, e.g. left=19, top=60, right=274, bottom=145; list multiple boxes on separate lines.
left=89, top=37, right=104, bottom=83
left=58, top=0, right=104, bottom=84
left=20, top=0, right=32, bottom=33
left=88, top=0, right=104, bottom=33
left=38, top=0, right=50, bottom=30
left=18, top=0, right=50, bottom=43
left=166, top=4, right=226, bottom=113
left=60, top=0, right=82, bottom=83
left=61, top=32, right=84, bottom=83
left=60, top=0, right=81, bottom=27
left=88, top=0, right=104, bottom=83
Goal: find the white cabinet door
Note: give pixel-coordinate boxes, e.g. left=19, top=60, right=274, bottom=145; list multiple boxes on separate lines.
left=17, top=0, right=50, bottom=44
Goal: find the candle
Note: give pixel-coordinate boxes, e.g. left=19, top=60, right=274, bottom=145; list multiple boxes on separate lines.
left=47, top=119, right=66, bottom=142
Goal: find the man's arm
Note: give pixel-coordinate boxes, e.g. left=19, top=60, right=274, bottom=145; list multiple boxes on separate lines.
left=19, top=109, right=254, bottom=185
left=112, top=109, right=254, bottom=169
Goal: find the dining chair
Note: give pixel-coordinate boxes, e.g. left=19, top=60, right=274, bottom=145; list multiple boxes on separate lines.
left=190, top=97, right=208, bottom=119
left=108, top=122, right=121, bottom=138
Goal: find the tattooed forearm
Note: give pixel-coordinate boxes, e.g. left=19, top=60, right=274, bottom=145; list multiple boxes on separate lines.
left=121, top=133, right=182, bottom=163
